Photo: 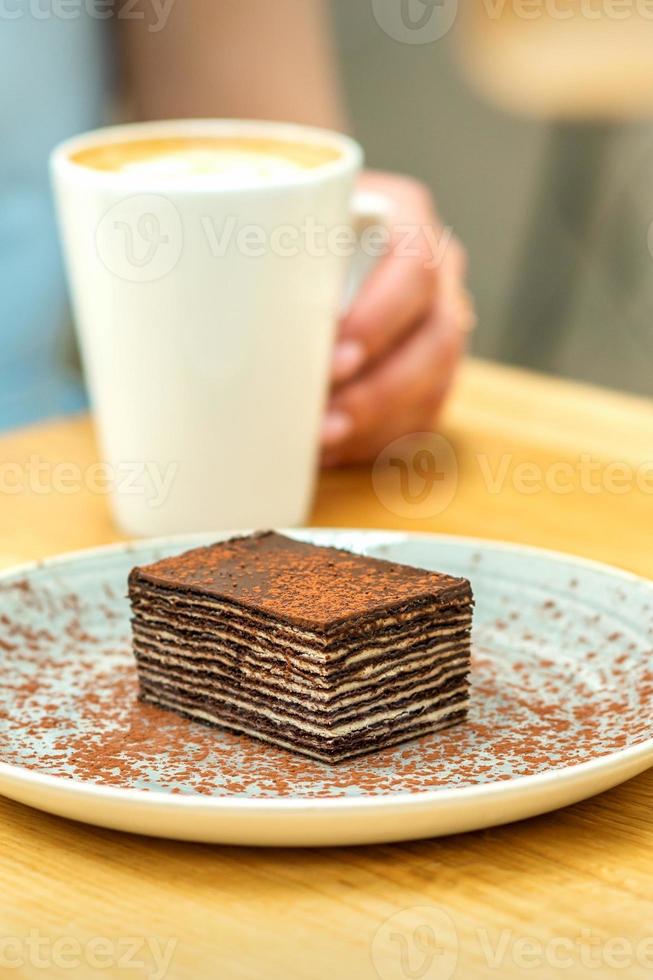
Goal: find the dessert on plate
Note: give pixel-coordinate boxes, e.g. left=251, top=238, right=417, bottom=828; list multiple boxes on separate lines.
left=128, top=531, right=474, bottom=762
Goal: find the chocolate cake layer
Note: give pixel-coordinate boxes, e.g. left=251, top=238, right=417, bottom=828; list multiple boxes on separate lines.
left=137, top=661, right=469, bottom=732
left=134, top=650, right=470, bottom=722
left=132, top=630, right=471, bottom=697
left=129, top=583, right=472, bottom=651
left=138, top=685, right=469, bottom=763
left=129, top=596, right=472, bottom=677
left=129, top=532, right=474, bottom=763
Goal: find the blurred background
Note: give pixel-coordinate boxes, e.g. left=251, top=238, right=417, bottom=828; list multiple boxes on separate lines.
left=334, top=0, right=653, bottom=397
left=2, top=0, right=652, bottom=435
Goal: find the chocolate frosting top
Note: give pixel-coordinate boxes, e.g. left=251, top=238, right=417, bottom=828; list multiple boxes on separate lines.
left=130, top=532, right=471, bottom=630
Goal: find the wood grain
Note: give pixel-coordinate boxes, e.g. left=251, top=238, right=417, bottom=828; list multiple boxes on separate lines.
left=1, top=358, right=652, bottom=979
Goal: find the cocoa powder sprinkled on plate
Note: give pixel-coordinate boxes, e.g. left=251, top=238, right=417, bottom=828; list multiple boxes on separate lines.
left=1, top=544, right=652, bottom=798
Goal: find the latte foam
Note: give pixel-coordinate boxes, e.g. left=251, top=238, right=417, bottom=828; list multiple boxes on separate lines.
left=71, top=136, right=341, bottom=182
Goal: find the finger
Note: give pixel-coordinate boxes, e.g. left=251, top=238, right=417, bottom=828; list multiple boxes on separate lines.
left=333, top=173, right=442, bottom=381
left=332, top=229, right=471, bottom=387
left=335, top=243, right=437, bottom=377
left=322, top=299, right=466, bottom=459
left=325, top=240, right=474, bottom=450
left=321, top=387, right=448, bottom=468
left=335, top=293, right=466, bottom=430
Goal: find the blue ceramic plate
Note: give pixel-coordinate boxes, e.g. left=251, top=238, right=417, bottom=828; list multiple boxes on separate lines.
left=1, top=529, right=652, bottom=846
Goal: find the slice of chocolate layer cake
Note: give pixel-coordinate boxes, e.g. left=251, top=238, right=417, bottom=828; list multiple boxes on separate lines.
left=128, top=532, right=474, bottom=763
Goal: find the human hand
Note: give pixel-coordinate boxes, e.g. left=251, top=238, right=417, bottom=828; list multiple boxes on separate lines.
left=321, top=170, right=475, bottom=466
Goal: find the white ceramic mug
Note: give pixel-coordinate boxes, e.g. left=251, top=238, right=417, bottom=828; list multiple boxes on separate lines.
left=51, top=119, right=385, bottom=536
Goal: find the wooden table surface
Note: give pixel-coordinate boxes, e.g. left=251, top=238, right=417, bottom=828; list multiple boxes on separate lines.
left=1, top=358, right=653, bottom=979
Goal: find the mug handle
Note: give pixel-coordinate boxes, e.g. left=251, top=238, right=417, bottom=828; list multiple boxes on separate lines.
left=341, top=189, right=393, bottom=313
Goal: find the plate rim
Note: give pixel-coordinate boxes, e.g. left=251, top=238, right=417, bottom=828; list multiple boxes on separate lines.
left=1, top=527, right=652, bottom=814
